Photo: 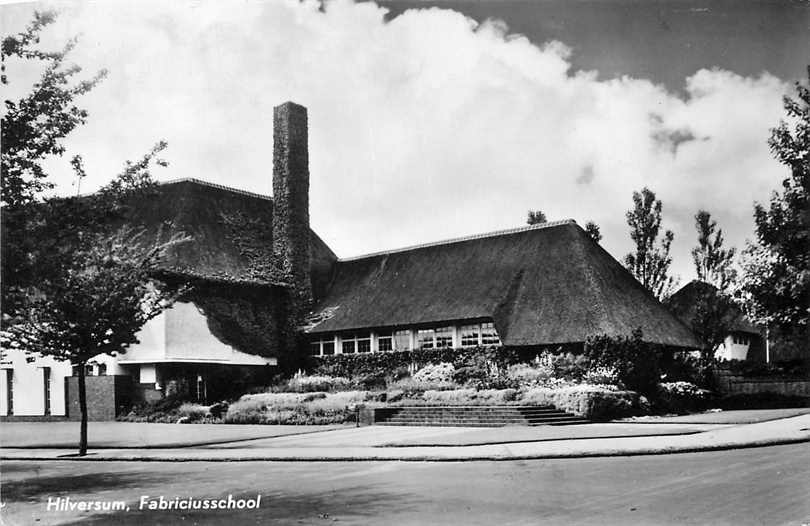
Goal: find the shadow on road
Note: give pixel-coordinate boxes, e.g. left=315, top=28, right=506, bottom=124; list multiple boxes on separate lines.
left=1, top=471, right=172, bottom=504
left=59, top=485, right=424, bottom=525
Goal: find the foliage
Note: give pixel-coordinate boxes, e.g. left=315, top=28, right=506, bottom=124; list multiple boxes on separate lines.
left=526, top=210, right=547, bottom=225
left=419, top=388, right=518, bottom=405
left=1, top=10, right=107, bottom=207
left=657, top=381, right=713, bottom=413
left=519, top=386, right=647, bottom=421
left=584, top=329, right=662, bottom=395
left=661, top=352, right=714, bottom=388
left=223, top=391, right=371, bottom=425
left=581, top=366, right=620, bottom=387
left=692, top=211, right=737, bottom=290
left=412, top=362, right=456, bottom=385
left=505, top=363, right=554, bottom=387
left=285, top=373, right=353, bottom=393
left=584, top=221, right=602, bottom=243
left=387, top=376, right=460, bottom=395
left=737, top=67, right=810, bottom=329
left=310, top=346, right=519, bottom=380
left=623, top=187, right=678, bottom=300
left=2, top=227, right=187, bottom=363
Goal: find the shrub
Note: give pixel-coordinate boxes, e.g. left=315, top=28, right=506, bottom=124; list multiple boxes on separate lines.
left=547, top=352, right=590, bottom=381
left=223, top=390, right=373, bottom=424
left=584, top=329, right=662, bottom=395
left=520, top=385, right=646, bottom=421
left=388, top=376, right=459, bottom=395
left=506, top=363, right=553, bottom=387
left=582, top=366, right=620, bottom=387
left=413, top=363, right=455, bottom=384
left=310, top=346, right=520, bottom=380
left=657, top=381, right=713, bottom=413
left=177, top=403, right=210, bottom=422
left=419, top=388, right=518, bottom=405
left=286, top=374, right=353, bottom=393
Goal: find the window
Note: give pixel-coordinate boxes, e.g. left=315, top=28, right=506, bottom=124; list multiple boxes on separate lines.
left=435, top=326, right=453, bottom=348
left=310, top=337, right=336, bottom=356
left=97, top=363, right=107, bottom=376
left=42, top=367, right=51, bottom=416
left=394, top=330, right=411, bottom=351
left=342, top=337, right=356, bottom=354
left=460, top=324, right=481, bottom=347
left=733, top=334, right=749, bottom=346
left=481, top=322, right=501, bottom=346
left=357, top=336, right=371, bottom=353
left=417, top=329, right=435, bottom=349
left=5, top=370, right=13, bottom=416
left=377, top=332, right=393, bottom=352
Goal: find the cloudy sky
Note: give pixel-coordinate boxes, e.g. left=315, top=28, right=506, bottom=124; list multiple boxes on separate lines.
left=2, top=0, right=808, bottom=283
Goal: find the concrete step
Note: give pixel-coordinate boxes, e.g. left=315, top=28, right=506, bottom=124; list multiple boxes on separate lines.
left=374, top=405, right=588, bottom=427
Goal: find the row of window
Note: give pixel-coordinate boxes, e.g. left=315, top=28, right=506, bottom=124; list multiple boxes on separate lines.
left=309, top=322, right=501, bottom=356
left=731, top=334, right=750, bottom=346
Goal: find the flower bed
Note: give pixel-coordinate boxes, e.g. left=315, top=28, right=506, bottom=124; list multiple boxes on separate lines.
left=223, top=391, right=375, bottom=424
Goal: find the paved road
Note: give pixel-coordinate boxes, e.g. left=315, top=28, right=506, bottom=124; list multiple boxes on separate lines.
left=1, top=443, right=808, bottom=526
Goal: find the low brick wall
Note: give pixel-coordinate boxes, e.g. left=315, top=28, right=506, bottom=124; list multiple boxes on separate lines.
left=357, top=406, right=400, bottom=426
left=715, top=370, right=810, bottom=397
left=65, top=375, right=133, bottom=421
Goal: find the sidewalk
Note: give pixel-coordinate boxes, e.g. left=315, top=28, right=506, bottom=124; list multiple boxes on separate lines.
left=2, top=412, right=808, bottom=462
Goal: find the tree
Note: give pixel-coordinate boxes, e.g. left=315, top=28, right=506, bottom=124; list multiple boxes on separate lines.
left=692, top=210, right=736, bottom=290
left=1, top=10, right=106, bottom=207
left=526, top=210, right=547, bottom=225
left=584, top=221, right=602, bottom=243
left=684, top=211, right=738, bottom=356
left=737, top=67, right=810, bottom=331
left=0, top=12, right=187, bottom=456
left=3, top=228, right=187, bottom=455
left=624, top=187, right=678, bottom=301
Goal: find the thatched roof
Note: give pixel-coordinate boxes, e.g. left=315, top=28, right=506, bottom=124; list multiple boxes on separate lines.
left=667, top=280, right=761, bottom=335
left=307, top=220, right=699, bottom=348
left=125, top=178, right=337, bottom=294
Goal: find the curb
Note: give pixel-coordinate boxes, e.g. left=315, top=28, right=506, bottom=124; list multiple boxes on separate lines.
left=2, top=435, right=808, bottom=463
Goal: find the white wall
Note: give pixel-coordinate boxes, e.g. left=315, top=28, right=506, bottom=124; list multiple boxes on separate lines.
left=715, top=334, right=750, bottom=361
left=0, top=349, right=72, bottom=416
left=164, top=301, right=274, bottom=364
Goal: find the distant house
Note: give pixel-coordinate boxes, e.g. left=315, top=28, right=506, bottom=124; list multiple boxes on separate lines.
left=667, top=280, right=764, bottom=362
left=0, top=101, right=698, bottom=420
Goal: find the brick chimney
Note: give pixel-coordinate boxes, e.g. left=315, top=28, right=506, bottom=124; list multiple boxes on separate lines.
left=273, top=101, right=312, bottom=306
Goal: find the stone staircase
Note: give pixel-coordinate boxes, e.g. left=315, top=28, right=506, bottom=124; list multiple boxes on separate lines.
left=375, top=405, right=588, bottom=427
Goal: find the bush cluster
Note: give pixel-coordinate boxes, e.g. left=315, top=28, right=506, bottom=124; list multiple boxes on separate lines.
left=656, top=381, right=713, bottom=413
left=584, top=329, right=663, bottom=395
left=285, top=373, right=353, bottom=393
left=310, top=346, right=519, bottom=380
left=223, top=391, right=372, bottom=425
left=520, top=386, right=647, bottom=421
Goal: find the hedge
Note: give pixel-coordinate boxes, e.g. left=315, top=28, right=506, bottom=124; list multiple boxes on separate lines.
left=308, top=346, right=521, bottom=379
left=521, top=386, right=648, bottom=421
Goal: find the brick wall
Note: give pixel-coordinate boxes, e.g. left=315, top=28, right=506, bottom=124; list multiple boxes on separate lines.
left=65, top=375, right=133, bottom=421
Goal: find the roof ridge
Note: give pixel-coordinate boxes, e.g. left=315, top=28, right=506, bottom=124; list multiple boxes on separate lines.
left=160, top=178, right=272, bottom=201
left=339, top=219, right=578, bottom=262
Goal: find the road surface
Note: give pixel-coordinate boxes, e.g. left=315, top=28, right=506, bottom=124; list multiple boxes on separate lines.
left=1, top=442, right=808, bottom=525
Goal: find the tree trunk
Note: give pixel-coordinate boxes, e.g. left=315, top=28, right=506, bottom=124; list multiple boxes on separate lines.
left=77, top=361, right=88, bottom=456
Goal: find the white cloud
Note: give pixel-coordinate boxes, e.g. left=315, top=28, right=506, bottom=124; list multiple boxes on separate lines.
left=1, top=0, right=790, bottom=281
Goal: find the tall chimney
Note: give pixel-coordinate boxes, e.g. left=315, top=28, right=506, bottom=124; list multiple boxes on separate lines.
left=273, top=101, right=312, bottom=306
